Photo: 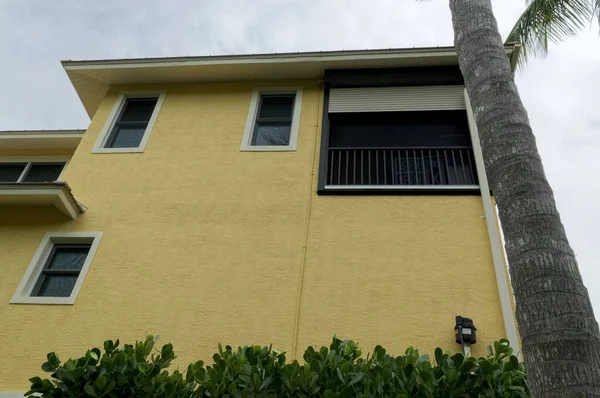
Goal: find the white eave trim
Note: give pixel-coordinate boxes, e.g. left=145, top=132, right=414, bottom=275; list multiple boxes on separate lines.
left=0, top=182, right=85, bottom=220
left=62, top=45, right=519, bottom=70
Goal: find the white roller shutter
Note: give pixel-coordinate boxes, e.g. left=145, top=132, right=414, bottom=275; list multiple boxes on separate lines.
left=328, top=85, right=465, bottom=113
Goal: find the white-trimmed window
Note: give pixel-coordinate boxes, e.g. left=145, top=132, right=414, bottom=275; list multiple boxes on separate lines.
left=0, top=158, right=68, bottom=182
left=10, top=232, right=102, bottom=305
left=240, top=88, right=303, bottom=151
left=93, top=91, right=166, bottom=153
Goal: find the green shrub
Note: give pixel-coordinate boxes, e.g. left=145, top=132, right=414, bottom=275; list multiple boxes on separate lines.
left=27, top=336, right=527, bottom=397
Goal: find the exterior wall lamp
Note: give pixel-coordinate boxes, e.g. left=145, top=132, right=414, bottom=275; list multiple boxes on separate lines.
left=455, top=315, right=477, bottom=355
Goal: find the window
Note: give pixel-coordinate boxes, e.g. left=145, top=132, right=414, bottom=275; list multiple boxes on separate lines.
left=0, top=161, right=66, bottom=182
left=31, top=244, right=91, bottom=297
left=10, top=232, right=102, bottom=305
left=241, top=88, right=303, bottom=151
left=93, top=91, right=166, bottom=153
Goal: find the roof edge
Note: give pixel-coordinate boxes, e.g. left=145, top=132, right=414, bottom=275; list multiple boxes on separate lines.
left=62, top=44, right=519, bottom=69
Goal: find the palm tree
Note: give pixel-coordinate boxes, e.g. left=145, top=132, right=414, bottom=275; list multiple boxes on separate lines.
left=507, top=0, right=598, bottom=61
left=448, top=0, right=600, bottom=395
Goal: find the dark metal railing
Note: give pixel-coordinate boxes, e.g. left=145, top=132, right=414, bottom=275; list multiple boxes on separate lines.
left=326, top=147, right=478, bottom=187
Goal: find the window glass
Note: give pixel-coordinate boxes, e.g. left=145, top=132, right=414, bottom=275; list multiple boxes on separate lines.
left=32, top=244, right=91, bottom=297
left=252, top=94, right=295, bottom=146
left=22, top=163, right=65, bottom=182
left=105, top=97, right=158, bottom=148
left=0, top=163, right=27, bottom=182
left=252, top=123, right=291, bottom=146
left=258, top=95, right=295, bottom=119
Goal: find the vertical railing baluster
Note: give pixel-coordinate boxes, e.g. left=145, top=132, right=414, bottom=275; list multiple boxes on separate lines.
left=329, top=150, right=335, bottom=185
left=436, top=150, right=443, bottom=185
left=451, top=150, right=459, bottom=184
left=375, top=150, right=379, bottom=185
left=413, top=150, right=418, bottom=185
left=444, top=149, right=451, bottom=185
left=361, top=150, right=364, bottom=185
left=353, top=150, right=356, bottom=185
left=383, top=151, right=387, bottom=185
left=398, top=150, right=402, bottom=185
left=420, top=150, right=426, bottom=185
left=466, top=149, right=475, bottom=184
left=338, top=149, right=342, bottom=185
left=345, top=150, right=349, bottom=185
left=368, top=150, right=371, bottom=185
left=459, top=150, right=467, bottom=185
left=429, top=150, right=434, bottom=185
left=391, top=150, right=395, bottom=185
left=405, top=150, right=410, bottom=185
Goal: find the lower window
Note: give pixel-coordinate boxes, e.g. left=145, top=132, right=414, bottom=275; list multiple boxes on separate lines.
left=31, top=244, right=91, bottom=297
left=10, top=232, right=102, bottom=305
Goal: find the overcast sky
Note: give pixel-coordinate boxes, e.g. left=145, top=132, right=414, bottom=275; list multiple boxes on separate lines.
left=1, top=0, right=599, bottom=314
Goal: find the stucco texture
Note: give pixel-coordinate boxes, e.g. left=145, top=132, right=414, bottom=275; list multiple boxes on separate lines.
left=0, top=81, right=506, bottom=391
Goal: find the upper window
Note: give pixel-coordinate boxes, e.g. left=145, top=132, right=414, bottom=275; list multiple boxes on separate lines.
left=11, top=232, right=102, bottom=305
left=0, top=162, right=66, bottom=183
left=93, top=92, right=166, bottom=153
left=241, top=89, right=303, bottom=151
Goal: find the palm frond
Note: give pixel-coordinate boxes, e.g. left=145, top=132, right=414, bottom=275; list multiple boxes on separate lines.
left=506, top=0, right=594, bottom=63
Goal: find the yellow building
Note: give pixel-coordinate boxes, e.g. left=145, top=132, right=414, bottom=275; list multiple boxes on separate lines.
left=0, top=45, right=521, bottom=395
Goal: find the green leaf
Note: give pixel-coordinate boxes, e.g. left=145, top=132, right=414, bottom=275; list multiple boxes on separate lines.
left=84, top=384, right=98, bottom=397
left=349, top=372, right=364, bottom=386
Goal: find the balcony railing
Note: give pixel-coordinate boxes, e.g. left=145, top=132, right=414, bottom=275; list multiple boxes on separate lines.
left=326, top=147, right=478, bottom=188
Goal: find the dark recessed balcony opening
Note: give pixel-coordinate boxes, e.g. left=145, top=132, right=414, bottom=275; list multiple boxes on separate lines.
left=325, top=110, right=478, bottom=189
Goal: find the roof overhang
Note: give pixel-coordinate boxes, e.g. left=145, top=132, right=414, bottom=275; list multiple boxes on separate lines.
left=0, top=182, right=86, bottom=220
left=62, top=44, right=521, bottom=119
left=0, top=130, right=85, bottom=150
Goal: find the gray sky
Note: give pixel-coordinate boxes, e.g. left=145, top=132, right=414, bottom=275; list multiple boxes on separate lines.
left=1, top=0, right=599, bottom=314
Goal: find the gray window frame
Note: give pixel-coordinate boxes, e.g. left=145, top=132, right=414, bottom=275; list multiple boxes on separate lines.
left=104, top=97, right=159, bottom=149
left=30, top=243, right=92, bottom=297
left=250, top=94, right=296, bottom=146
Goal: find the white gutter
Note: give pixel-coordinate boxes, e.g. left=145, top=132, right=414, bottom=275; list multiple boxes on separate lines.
left=464, top=90, right=520, bottom=357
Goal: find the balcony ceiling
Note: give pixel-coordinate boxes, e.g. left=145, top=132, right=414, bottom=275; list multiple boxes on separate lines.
left=62, top=44, right=521, bottom=119
left=0, top=182, right=86, bottom=220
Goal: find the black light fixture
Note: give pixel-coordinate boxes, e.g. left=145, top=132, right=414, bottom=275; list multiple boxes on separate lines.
left=455, top=315, right=477, bottom=355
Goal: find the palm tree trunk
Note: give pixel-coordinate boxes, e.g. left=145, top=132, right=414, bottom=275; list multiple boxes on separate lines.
left=449, top=0, right=600, bottom=396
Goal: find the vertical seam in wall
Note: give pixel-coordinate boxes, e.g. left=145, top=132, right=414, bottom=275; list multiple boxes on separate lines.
left=464, top=90, right=521, bottom=359
left=292, top=80, right=323, bottom=358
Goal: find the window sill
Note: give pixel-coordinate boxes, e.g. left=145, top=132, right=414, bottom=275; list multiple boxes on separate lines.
left=0, top=182, right=86, bottom=219
left=91, top=147, right=145, bottom=154
left=319, top=185, right=481, bottom=195
left=240, top=146, right=297, bottom=152
left=10, top=296, right=76, bottom=305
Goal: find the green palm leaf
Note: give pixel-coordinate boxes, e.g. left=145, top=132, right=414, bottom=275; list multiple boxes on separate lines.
left=506, top=0, right=595, bottom=61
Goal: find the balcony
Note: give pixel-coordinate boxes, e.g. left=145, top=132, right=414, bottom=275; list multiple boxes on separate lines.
left=325, top=146, right=478, bottom=191
left=0, top=182, right=85, bottom=220
left=0, top=158, right=86, bottom=220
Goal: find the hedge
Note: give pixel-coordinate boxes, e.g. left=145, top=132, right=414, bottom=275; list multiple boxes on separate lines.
left=27, top=335, right=527, bottom=397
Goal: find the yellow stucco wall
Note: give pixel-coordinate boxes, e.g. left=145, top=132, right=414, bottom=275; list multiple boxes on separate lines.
left=0, top=80, right=506, bottom=391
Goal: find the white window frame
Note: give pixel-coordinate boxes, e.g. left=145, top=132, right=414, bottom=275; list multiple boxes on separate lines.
left=10, top=232, right=103, bottom=305
left=92, top=91, right=166, bottom=154
left=240, top=88, right=303, bottom=151
left=0, top=156, right=70, bottom=182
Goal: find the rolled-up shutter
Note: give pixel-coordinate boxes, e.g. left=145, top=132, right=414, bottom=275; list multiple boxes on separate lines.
left=328, top=85, right=465, bottom=113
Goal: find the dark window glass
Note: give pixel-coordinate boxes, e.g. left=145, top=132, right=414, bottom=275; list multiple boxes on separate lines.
left=35, top=275, right=78, bottom=297
left=252, top=123, right=291, bottom=146
left=258, top=96, right=295, bottom=119
left=328, top=110, right=471, bottom=148
left=22, top=163, right=65, bottom=182
left=0, top=163, right=27, bottom=182
left=32, top=244, right=91, bottom=297
left=252, top=94, right=295, bottom=146
left=106, top=97, right=158, bottom=148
